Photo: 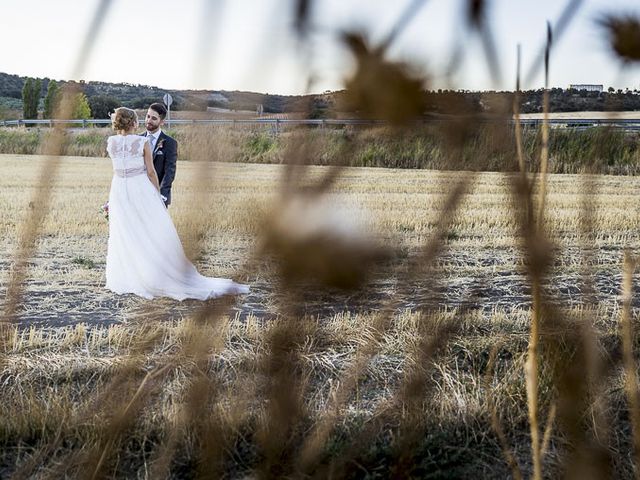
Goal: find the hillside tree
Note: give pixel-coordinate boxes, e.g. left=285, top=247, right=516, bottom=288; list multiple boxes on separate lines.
left=22, top=77, right=41, bottom=119
left=43, top=80, right=60, bottom=118
left=31, top=78, right=41, bottom=118
left=21, top=78, right=32, bottom=119
left=72, top=93, right=92, bottom=119
left=88, top=95, right=119, bottom=119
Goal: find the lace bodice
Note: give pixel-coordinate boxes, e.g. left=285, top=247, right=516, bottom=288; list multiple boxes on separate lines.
left=107, top=135, right=149, bottom=170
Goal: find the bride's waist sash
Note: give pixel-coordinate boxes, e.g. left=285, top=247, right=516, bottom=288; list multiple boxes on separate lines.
left=114, top=166, right=146, bottom=178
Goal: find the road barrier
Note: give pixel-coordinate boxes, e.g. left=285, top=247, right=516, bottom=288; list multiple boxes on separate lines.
left=2, top=117, right=640, bottom=131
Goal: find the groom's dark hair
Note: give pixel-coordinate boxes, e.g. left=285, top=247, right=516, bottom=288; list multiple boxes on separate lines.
left=149, top=102, right=167, bottom=119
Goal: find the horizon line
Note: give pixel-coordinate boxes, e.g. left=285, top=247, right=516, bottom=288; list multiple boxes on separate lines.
left=1, top=71, right=638, bottom=97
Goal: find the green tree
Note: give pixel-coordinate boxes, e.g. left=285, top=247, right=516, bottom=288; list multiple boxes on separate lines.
left=21, top=78, right=31, bottom=119
left=22, top=78, right=36, bottom=119
left=88, top=95, right=119, bottom=119
left=32, top=78, right=41, bottom=118
left=22, top=77, right=42, bottom=119
left=43, top=80, right=60, bottom=118
left=72, top=93, right=91, bottom=119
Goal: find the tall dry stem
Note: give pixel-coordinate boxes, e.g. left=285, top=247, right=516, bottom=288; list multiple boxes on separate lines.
left=577, top=168, right=610, bottom=451
left=535, top=23, right=551, bottom=229
left=513, top=45, right=526, bottom=175
left=540, top=402, right=557, bottom=458
left=297, top=178, right=470, bottom=474
left=525, top=297, right=542, bottom=480
left=525, top=23, right=553, bottom=480
left=1, top=0, right=113, bottom=355
left=485, top=346, right=524, bottom=480
left=621, top=252, right=640, bottom=479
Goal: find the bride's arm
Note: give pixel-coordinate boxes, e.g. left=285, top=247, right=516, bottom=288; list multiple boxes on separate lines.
left=143, top=142, right=160, bottom=191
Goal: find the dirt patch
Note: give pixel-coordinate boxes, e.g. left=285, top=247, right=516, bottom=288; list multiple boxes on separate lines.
left=2, top=238, right=633, bottom=329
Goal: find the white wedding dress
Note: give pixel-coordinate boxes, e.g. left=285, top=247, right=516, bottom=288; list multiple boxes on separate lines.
left=105, top=134, right=248, bottom=300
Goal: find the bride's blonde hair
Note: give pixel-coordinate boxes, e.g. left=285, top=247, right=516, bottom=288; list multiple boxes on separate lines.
left=111, top=107, right=138, bottom=132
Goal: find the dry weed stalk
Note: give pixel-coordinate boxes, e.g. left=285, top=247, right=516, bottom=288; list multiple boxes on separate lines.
left=466, top=0, right=502, bottom=85
left=293, top=0, right=312, bottom=39
left=525, top=250, right=542, bottom=480
left=621, top=252, right=640, bottom=479
left=296, top=174, right=471, bottom=475
left=535, top=22, right=552, bottom=229
left=255, top=315, right=309, bottom=477
left=1, top=1, right=113, bottom=370
left=258, top=135, right=368, bottom=476
left=485, top=345, right=524, bottom=480
left=576, top=151, right=611, bottom=457
left=522, top=21, right=554, bottom=480
left=87, top=363, right=173, bottom=480
left=523, top=0, right=584, bottom=87
left=1, top=91, right=75, bottom=326
left=389, top=315, right=458, bottom=477
left=506, top=7, right=618, bottom=475
left=540, top=402, right=557, bottom=458
left=513, top=45, right=526, bottom=175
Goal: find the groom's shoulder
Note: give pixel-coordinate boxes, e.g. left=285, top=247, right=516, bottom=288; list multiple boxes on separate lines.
left=161, top=131, right=177, bottom=144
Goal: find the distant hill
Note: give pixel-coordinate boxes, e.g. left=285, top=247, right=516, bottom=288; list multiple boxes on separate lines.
left=1, top=71, right=639, bottom=119
left=0, top=71, right=334, bottom=117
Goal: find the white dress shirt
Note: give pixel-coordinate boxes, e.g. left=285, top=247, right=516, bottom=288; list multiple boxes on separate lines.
left=147, top=130, right=162, bottom=151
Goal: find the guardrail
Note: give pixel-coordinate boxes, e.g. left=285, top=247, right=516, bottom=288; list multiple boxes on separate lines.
left=0, top=118, right=384, bottom=127
left=0, top=118, right=385, bottom=134
left=2, top=117, right=640, bottom=130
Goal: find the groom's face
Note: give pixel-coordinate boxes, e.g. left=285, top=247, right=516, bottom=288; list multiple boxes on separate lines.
left=145, top=108, right=164, bottom=133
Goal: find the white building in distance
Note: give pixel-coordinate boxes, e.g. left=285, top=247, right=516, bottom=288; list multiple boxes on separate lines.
left=569, top=84, right=603, bottom=92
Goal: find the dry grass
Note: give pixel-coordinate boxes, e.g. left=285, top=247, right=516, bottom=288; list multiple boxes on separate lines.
left=0, top=307, right=611, bottom=477
left=2, top=154, right=640, bottom=243
left=2, top=125, right=640, bottom=174
left=4, top=1, right=640, bottom=478
left=1, top=155, right=640, bottom=477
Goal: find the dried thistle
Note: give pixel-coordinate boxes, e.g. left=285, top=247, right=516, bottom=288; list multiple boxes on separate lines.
left=261, top=193, right=390, bottom=290
left=342, top=32, right=427, bottom=126
left=599, top=14, right=640, bottom=64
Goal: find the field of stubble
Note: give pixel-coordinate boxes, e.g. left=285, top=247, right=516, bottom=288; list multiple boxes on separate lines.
left=2, top=153, right=640, bottom=478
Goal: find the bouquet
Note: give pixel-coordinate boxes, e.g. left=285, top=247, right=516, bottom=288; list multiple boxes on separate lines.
left=100, top=201, right=109, bottom=221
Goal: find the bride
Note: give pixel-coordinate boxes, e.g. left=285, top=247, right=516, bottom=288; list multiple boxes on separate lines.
left=105, top=107, right=248, bottom=300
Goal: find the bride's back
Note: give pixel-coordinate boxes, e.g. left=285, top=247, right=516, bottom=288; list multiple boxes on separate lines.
left=107, top=134, right=145, bottom=170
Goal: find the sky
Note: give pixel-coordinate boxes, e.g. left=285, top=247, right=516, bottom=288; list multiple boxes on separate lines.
left=0, top=0, right=639, bottom=95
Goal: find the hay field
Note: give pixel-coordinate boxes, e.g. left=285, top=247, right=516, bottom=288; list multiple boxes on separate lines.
left=2, top=154, right=640, bottom=325
left=2, top=154, right=640, bottom=477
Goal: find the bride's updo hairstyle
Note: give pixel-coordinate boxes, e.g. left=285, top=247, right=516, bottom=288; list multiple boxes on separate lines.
left=111, top=107, right=138, bottom=132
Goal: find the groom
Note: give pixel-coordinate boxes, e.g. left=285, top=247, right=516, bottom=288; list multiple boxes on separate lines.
left=144, top=102, right=178, bottom=207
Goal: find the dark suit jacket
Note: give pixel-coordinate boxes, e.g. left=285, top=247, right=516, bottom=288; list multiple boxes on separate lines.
left=145, top=131, right=178, bottom=206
